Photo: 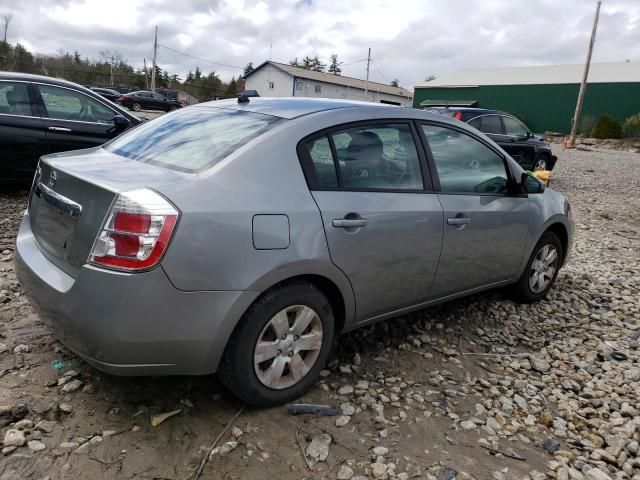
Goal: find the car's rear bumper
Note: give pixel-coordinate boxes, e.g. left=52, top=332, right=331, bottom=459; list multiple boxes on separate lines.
left=15, top=213, right=258, bottom=376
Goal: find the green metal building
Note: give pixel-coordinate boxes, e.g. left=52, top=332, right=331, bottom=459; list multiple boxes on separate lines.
left=413, top=62, right=640, bottom=133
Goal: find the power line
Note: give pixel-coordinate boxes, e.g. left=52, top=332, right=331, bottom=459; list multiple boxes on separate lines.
left=370, top=59, right=392, bottom=84
left=158, top=44, right=243, bottom=70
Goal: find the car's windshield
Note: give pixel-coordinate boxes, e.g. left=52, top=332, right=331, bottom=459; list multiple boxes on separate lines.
left=105, top=107, right=281, bottom=173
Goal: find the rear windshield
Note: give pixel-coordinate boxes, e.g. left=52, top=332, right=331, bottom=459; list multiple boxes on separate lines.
left=106, top=107, right=281, bottom=173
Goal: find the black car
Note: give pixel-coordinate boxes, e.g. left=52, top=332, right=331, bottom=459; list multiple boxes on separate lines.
left=425, top=107, right=557, bottom=171
left=89, top=87, right=122, bottom=103
left=0, top=72, right=142, bottom=183
left=117, top=90, right=182, bottom=112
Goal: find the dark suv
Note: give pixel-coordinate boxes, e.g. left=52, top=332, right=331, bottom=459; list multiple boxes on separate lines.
left=425, top=107, right=557, bottom=171
left=117, top=91, right=182, bottom=112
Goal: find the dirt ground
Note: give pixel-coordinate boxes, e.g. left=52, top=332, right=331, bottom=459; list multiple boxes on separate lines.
left=0, top=146, right=639, bottom=480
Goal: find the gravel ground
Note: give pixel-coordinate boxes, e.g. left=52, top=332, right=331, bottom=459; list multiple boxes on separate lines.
left=0, top=146, right=638, bottom=480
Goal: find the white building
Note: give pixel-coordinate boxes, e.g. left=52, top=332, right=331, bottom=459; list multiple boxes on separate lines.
left=244, top=61, right=413, bottom=107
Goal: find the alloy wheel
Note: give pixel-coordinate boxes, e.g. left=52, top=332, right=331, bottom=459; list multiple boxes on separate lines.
left=254, top=305, right=323, bottom=390
left=528, top=244, right=559, bottom=294
left=534, top=157, right=547, bottom=170
left=132, top=103, right=142, bottom=112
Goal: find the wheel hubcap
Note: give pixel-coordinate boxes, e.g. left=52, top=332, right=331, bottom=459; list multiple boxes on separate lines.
left=535, top=158, right=547, bottom=170
left=254, top=305, right=323, bottom=390
left=529, top=244, right=559, bottom=294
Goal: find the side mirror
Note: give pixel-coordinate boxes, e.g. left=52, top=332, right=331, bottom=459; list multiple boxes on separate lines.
left=113, top=114, right=130, bottom=130
left=522, top=172, right=545, bottom=194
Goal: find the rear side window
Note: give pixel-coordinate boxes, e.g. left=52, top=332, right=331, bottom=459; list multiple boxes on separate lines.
left=304, top=123, right=423, bottom=191
left=0, top=81, right=35, bottom=116
left=480, top=115, right=502, bottom=134
left=106, top=107, right=281, bottom=173
left=422, top=124, right=508, bottom=194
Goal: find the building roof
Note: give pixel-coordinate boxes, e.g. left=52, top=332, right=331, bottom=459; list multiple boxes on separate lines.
left=246, top=61, right=413, bottom=99
left=415, top=62, right=640, bottom=88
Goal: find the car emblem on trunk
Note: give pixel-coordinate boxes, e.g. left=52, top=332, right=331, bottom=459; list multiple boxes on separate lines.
left=48, top=170, right=57, bottom=188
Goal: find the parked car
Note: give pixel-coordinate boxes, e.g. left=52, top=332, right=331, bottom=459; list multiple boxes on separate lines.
left=16, top=98, right=572, bottom=407
left=0, top=72, right=143, bottom=183
left=89, top=87, right=123, bottom=103
left=117, top=90, right=182, bottom=112
left=425, top=107, right=557, bottom=171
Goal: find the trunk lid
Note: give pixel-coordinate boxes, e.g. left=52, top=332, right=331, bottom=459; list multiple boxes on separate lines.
left=29, top=147, right=187, bottom=277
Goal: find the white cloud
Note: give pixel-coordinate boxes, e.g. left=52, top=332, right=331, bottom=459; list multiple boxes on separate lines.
left=1, top=0, right=638, bottom=88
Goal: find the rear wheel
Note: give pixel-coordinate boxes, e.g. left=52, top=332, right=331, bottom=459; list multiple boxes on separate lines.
left=509, top=231, right=562, bottom=303
left=218, top=281, right=334, bottom=407
left=132, top=102, right=142, bottom=112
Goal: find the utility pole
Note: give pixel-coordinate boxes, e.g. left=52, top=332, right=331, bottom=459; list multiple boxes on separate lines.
left=143, top=58, right=148, bottom=89
left=151, top=25, right=158, bottom=92
left=109, top=55, right=114, bottom=87
left=364, top=47, right=371, bottom=101
left=569, top=1, right=601, bottom=147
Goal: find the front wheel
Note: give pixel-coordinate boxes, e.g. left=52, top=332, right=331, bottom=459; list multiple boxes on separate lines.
left=509, top=231, right=562, bottom=304
left=169, top=105, right=179, bottom=111
left=533, top=153, right=549, bottom=171
left=131, top=102, right=142, bottom=112
left=218, top=282, right=335, bottom=407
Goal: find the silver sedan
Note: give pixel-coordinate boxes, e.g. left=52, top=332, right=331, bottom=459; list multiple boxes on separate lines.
left=15, top=97, right=572, bottom=406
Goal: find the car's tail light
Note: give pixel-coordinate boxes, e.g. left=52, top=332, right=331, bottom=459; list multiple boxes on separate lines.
left=89, top=189, right=179, bottom=272
left=454, top=112, right=463, bottom=121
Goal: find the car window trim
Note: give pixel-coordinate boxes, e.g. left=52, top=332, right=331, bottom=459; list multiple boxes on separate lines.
left=297, top=118, right=434, bottom=194
left=34, top=82, right=119, bottom=126
left=416, top=120, right=519, bottom=197
left=0, top=79, right=40, bottom=118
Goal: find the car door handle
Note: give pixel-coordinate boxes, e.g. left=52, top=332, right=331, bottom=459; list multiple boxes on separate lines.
left=332, top=218, right=368, bottom=228
left=48, top=126, right=72, bottom=132
left=447, top=217, right=471, bottom=225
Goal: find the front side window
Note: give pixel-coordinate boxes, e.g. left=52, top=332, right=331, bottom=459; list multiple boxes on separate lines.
left=503, top=116, right=528, bottom=137
left=0, top=81, right=35, bottom=116
left=106, top=107, right=281, bottom=173
left=38, top=85, right=115, bottom=124
left=422, top=124, right=508, bottom=194
left=314, top=85, right=321, bottom=94
left=305, top=123, right=423, bottom=190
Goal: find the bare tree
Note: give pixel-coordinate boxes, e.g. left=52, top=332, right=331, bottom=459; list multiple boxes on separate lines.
left=3, top=12, right=13, bottom=44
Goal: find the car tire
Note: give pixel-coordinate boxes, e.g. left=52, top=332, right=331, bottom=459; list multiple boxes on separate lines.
left=218, top=281, right=335, bottom=407
left=533, top=153, right=550, bottom=171
left=132, top=102, right=142, bottom=112
left=169, top=105, right=179, bottom=111
left=509, top=231, right=563, bottom=304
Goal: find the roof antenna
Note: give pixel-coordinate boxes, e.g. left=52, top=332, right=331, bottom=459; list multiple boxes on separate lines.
left=237, top=90, right=259, bottom=103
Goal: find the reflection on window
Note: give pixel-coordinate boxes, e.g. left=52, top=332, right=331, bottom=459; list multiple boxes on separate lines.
left=0, top=82, right=32, bottom=116
left=422, top=125, right=508, bottom=194
left=107, top=108, right=280, bottom=173
left=39, top=85, right=114, bottom=124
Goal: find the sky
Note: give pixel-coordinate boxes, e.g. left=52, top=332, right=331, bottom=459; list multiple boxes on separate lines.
left=1, top=0, right=639, bottom=89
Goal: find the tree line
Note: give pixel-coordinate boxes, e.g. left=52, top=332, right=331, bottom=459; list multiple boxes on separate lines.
left=0, top=40, right=245, bottom=100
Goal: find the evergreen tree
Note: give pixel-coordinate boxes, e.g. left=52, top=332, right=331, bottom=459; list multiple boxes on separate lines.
left=390, top=79, right=399, bottom=87
left=225, top=76, right=238, bottom=97
left=289, top=57, right=300, bottom=67
left=328, top=54, right=341, bottom=75
left=243, top=62, right=254, bottom=77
